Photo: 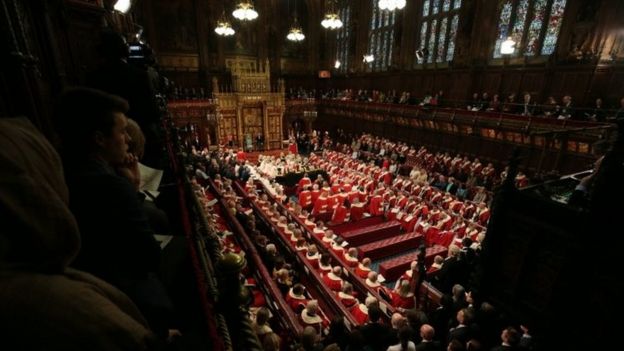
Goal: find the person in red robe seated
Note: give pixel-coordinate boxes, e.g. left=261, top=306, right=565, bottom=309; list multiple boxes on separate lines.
left=310, top=184, right=321, bottom=204
left=298, top=186, right=312, bottom=209
left=312, top=222, right=325, bottom=239
left=350, top=198, right=367, bottom=222
left=318, top=254, right=332, bottom=274
left=352, top=296, right=378, bottom=325
left=321, top=230, right=336, bottom=248
left=245, top=278, right=266, bottom=308
left=295, top=238, right=308, bottom=252
left=312, top=190, right=329, bottom=215
left=354, top=258, right=372, bottom=279
left=286, top=284, right=309, bottom=313
left=322, top=266, right=344, bottom=291
left=427, top=255, right=444, bottom=275
left=305, top=244, right=320, bottom=268
left=391, top=280, right=415, bottom=311
left=476, top=202, right=491, bottom=226
left=343, top=247, right=359, bottom=268
left=236, top=148, right=246, bottom=162
left=369, top=191, right=383, bottom=216
left=366, top=271, right=390, bottom=299
left=331, top=200, right=350, bottom=225
left=337, top=282, right=358, bottom=310
left=300, top=300, right=328, bottom=333
left=397, top=260, right=419, bottom=288
left=330, top=237, right=346, bottom=256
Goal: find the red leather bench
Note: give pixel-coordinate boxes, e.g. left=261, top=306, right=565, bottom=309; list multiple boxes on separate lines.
left=341, top=220, right=402, bottom=246
left=330, top=216, right=385, bottom=234
left=357, top=232, right=423, bottom=261
left=379, top=245, right=448, bottom=281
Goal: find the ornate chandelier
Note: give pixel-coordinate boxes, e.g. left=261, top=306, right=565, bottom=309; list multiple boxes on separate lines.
left=232, top=0, right=258, bottom=21
left=378, top=0, right=406, bottom=11
left=287, top=26, right=305, bottom=42
left=321, top=13, right=343, bottom=29
left=321, top=1, right=343, bottom=30
left=215, top=20, right=235, bottom=36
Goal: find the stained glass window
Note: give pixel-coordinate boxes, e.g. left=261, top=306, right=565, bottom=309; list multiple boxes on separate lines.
left=493, top=1, right=513, bottom=58
left=524, top=0, right=547, bottom=55
left=368, top=0, right=396, bottom=71
left=418, top=21, right=428, bottom=64
left=336, top=4, right=351, bottom=73
left=493, top=0, right=567, bottom=58
left=446, top=14, right=459, bottom=61
left=432, top=0, right=440, bottom=15
left=418, top=0, right=461, bottom=64
left=541, top=0, right=567, bottom=55
left=510, top=0, right=529, bottom=44
left=436, top=18, right=448, bottom=62
left=428, top=19, right=437, bottom=62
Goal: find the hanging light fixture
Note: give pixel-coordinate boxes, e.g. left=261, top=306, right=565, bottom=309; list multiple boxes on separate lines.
left=363, top=54, right=375, bottom=63
left=233, top=0, right=259, bottom=21
left=287, top=1, right=305, bottom=42
left=501, top=37, right=516, bottom=55
left=215, top=18, right=235, bottom=36
left=378, top=0, right=406, bottom=11
left=334, top=60, right=341, bottom=69
left=113, top=0, right=131, bottom=13
left=287, top=22, right=305, bottom=42
left=321, top=0, right=343, bottom=30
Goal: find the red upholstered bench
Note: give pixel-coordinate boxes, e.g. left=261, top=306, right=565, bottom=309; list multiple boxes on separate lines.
left=379, top=245, right=448, bottom=281
left=314, top=211, right=333, bottom=223
left=329, top=216, right=385, bottom=234
left=358, top=232, right=423, bottom=261
left=341, top=220, right=402, bottom=246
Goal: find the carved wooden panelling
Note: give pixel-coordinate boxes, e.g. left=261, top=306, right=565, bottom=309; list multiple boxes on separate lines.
left=266, top=113, right=282, bottom=149
left=219, top=113, right=238, bottom=144
left=241, top=106, right=263, bottom=139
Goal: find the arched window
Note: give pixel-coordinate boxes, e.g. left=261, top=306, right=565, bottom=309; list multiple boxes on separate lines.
left=493, top=0, right=567, bottom=58
left=417, top=0, right=462, bottom=64
left=367, top=0, right=396, bottom=71
left=336, top=3, right=351, bottom=73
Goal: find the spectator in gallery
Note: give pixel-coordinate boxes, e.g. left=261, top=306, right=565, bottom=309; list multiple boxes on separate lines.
left=542, top=96, right=560, bottom=117
left=54, top=88, right=175, bottom=339
left=521, top=93, right=535, bottom=117
left=587, top=97, right=606, bottom=122
left=558, top=95, right=574, bottom=119
left=0, top=117, right=159, bottom=350
left=487, top=94, right=501, bottom=112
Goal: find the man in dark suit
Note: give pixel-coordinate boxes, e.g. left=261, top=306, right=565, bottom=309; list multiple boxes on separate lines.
left=447, top=308, right=474, bottom=345
left=558, top=95, right=575, bottom=120
left=55, top=88, right=173, bottom=339
left=359, top=305, right=394, bottom=351
left=491, top=326, right=520, bottom=351
left=416, top=324, right=442, bottom=351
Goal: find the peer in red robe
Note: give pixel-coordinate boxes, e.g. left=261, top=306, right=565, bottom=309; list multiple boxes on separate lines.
left=331, top=203, right=349, bottom=224
left=285, top=285, right=309, bottom=313
left=322, top=267, right=344, bottom=291
left=299, top=188, right=312, bottom=209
